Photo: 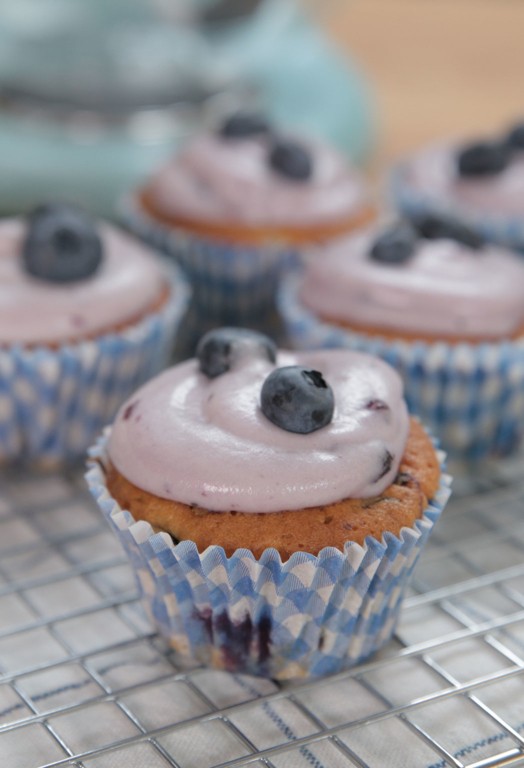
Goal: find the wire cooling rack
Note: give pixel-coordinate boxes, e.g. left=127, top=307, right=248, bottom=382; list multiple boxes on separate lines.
left=1, top=468, right=524, bottom=768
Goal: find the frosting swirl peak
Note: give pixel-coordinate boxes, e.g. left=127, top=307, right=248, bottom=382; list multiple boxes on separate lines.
left=141, top=133, right=370, bottom=229
left=0, top=219, right=168, bottom=345
left=299, top=227, right=524, bottom=339
left=108, top=349, right=410, bottom=513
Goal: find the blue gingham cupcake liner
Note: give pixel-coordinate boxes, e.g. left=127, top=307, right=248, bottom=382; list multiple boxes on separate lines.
left=0, top=265, right=190, bottom=467
left=119, top=194, right=296, bottom=351
left=86, top=431, right=450, bottom=681
left=279, top=272, right=524, bottom=464
left=390, top=162, right=524, bottom=255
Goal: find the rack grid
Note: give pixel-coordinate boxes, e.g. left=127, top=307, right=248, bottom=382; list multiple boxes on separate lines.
left=1, top=468, right=524, bottom=768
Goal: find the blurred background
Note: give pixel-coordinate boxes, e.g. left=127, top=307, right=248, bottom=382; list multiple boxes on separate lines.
left=330, top=0, right=524, bottom=172
left=0, top=0, right=522, bottom=216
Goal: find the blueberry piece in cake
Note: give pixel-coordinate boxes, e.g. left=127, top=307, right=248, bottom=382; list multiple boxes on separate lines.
left=261, top=366, right=334, bottom=434
left=268, top=139, right=313, bottom=181
left=22, top=203, right=103, bottom=283
left=197, top=327, right=277, bottom=379
left=369, top=221, right=417, bottom=264
left=456, top=141, right=510, bottom=177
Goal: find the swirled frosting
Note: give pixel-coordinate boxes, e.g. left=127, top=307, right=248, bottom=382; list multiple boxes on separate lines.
left=141, top=133, right=370, bottom=228
left=298, top=228, right=524, bottom=338
left=0, top=219, right=168, bottom=345
left=402, top=142, right=524, bottom=217
left=108, top=348, right=410, bottom=512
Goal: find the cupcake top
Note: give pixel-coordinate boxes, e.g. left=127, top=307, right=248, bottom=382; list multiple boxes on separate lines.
left=0, top=204, right=169, bottom=345
left=399, top=121, right=524, bottom=218
left=139, top=112, right=370, bottom=230
left=108, top=329, right=410, bottom=513
left=298, top=217, right=524, bottom=340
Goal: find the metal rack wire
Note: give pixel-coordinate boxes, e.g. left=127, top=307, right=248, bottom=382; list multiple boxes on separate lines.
left=1, top=468, right=524, bottom=768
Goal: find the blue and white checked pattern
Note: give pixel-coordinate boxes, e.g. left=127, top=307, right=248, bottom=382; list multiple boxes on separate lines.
left=86, top=433, right=451, bottom=681
left=390, top=162, right=524, bottom=255
left=119, top=194, right=297, bottom=350
left=279, top=273, right=524, bottom=463
left=0, top=267, right=190, bottom=466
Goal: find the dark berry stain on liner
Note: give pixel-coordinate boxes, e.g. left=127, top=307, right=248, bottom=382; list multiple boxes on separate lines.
left=197, top=609, right=272, bottom=671
left=257, top=613, right=272, bottom=665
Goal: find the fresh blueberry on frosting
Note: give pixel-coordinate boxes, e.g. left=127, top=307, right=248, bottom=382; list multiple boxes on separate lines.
left=369, top=222, right=417, bottom=264
left=197, top=327, right=277, bottom=379
left=505, top=121, right=524, bottom=151
left=411, top=212, right=484, bottom=249
left=456, top=141, right=511, bottom=177
left=260, top=366, right=334, bottom=434
left=22, top=203, right=103, bottom=283
left=218, top=112, right=271, bottom=139
left=268, top=139, right=313, bottom=182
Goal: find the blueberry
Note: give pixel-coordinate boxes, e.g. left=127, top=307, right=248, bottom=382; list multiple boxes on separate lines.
left=268, top=139, right=312, bottom=182
left=456, top=141, right=510, bottom=176
left=22, top=203, right=103, bottom=283
left=369, top=222, right=417, bottom=265
left=219, top=112, right=271, bottom=139
left=505, top=121, right=524, bottom=150
left=411, top=212, right=484, bottom=249
left=197, top=327, right=277, bottom=378
left=260, top=366, right=334, bottom=434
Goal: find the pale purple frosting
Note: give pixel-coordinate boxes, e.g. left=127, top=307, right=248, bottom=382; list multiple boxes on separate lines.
left=108, top=349, right=409, bottom=513
left=0, top=219, right=169, bottom=345
left=143, top=133, right=370, bottom=227
left=402, top=141, right=524, bottom=217
left=299, top=227, right=524, bottom=338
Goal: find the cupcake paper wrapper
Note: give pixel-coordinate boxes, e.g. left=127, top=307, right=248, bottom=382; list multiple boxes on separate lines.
left=0, top=266, right=190, bottom=466
left=390, top=162, right=524, bottom=254
left=279, top=273, right=524, bottom=462
left=86, top=432, right=450, bottom=681
left=119, top=195, right=296, bottom=350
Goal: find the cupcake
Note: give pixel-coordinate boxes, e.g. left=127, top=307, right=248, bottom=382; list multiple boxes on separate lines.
left=280, top=215, right=524, bottom=465
left=391, top=119, right=524, bottom=253
left=121, top=111, right=374, bottom=352
left=0, top=203, right=190, bottom=466
left=87, top=327, right=450, bottom=680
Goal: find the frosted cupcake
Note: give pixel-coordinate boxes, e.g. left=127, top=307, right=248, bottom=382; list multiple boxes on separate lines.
left=391, top=120, right=524, bottom=253
left=122, top=111, right=373, bottom=351
left=280, top=215, right=524, bottom=464
left=87, top=328, right=450, bottom=680
left=0, top=203, right=190, bottom=466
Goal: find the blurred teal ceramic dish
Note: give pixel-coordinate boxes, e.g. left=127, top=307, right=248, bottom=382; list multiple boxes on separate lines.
left=0, top=0, right=374, bottom=217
